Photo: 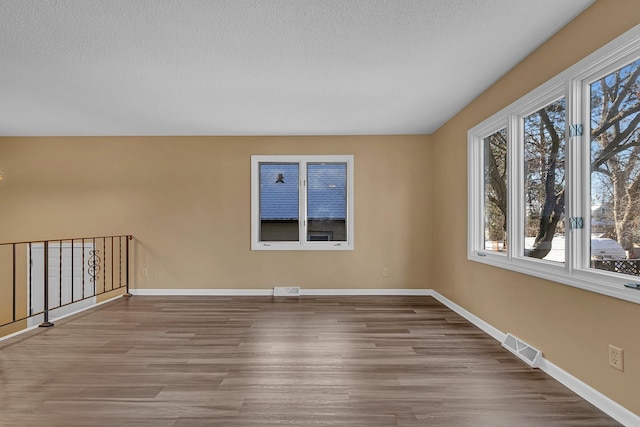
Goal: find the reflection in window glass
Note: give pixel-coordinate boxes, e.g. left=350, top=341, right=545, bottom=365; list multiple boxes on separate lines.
left=590, top=58, right=640, bottom=275
left=259, top=163, right=299, bottom=241
left=523, top=98, right=566, bottom=262
left=307, top=163, right=347, bottom=242
left=483, top=129, right=507, bottom=252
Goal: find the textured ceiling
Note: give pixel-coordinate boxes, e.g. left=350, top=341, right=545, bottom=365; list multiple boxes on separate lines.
left=0, top=0, right=594, bottom=136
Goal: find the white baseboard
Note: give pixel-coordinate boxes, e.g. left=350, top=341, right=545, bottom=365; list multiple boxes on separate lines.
left=0, top=293, right=123, bottom=343
left=429, top=290, right=506, bottom=342
left=538, top=358, right=639, bottom=427
left=130, top=288, right=273, bottom=296
left=429, top=290, right=639, bottom=427
left=130, top=288, right=433, bottom=296
left=301, top=288, right=432, bottom=296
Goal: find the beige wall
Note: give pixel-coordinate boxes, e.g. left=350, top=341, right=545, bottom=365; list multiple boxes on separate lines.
left=1, top=0, right=638, bottom=417
left=0, top=135, right=433, bottom=291
left=431, top=0, right=640, bottom=416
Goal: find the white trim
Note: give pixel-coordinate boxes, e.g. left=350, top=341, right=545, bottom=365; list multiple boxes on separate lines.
left=47, top=293, right=123, bottom=321
left=467, top=24, right=640, bottom=305
left=429, top=290, right=505, bottom=342
left=467, top=123, right=510, bottom=258
left=468, top=24, right=640, bottom=140
left=539, top=358, right=640, bottom=427
left=0, top=293, right=124, bottom=343
left=26, top=296, right=97, bottom=327
left=129, top=288, right=432, bottom=296
left=301, top=288, right=432, bottom=296
left=251, top=154, right=354, bottom=251
left=130, top=288, right=274, bottom=296
left=430, top=290, right=639, bottom=427
left=0, top=323, right=42, bottom=343
left=468, top=252, right=640, bottom=305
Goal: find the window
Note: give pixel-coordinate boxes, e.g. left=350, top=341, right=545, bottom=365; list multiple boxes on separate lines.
left=483, top=128, right=507, bottom=253
left=589, top=58, right=640, bottom=275
left=251, top=155, right=354, bottom=250
left=523, top=97, right=566, bottom=262
left=468, top=25, right=640, bottom=304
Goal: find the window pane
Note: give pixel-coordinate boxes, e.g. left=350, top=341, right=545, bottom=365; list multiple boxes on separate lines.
left=307, top=163, right=347, bottom=242
left=259, top=163, right=299, bottom=241
left=483, top=129, right=507, bottom=252
left=523, top=98, right=566, bottom=262
left=590, top=58, right=640, bottom=275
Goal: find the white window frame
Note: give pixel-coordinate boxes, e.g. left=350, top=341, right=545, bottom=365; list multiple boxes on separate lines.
left=251, top=155, right=354, bottom=251
left=468, top=24, right=640, bottom=304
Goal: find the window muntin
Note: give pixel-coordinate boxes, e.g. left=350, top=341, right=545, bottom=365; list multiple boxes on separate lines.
left=468, top=25, right=640, bottom=304
left=483, top=129, right=508, bottom=253
left=523, top=98, right=566, bottom=263
left=589, top=58, right=640, bottom=275
left=251, top=155, right=354, bottom=250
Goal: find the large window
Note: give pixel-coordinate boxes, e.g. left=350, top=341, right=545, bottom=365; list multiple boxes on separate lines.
left=468, top=25, right=640, bottom=304
left=251, top=155, right=354, bottom=250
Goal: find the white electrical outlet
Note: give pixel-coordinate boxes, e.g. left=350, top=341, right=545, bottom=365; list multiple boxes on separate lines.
left=142, top=268, right=148, bottom=278
left=382, top=268, right=389, bottom=277
left=609, top=345, right=624, bottom=371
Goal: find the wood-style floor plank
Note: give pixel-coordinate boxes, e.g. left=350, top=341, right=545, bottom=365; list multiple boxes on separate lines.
left=0, top=296, right=621, bottom=426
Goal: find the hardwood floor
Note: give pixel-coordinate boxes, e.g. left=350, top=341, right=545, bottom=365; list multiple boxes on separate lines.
left=0, top=296, right=620, bottom=426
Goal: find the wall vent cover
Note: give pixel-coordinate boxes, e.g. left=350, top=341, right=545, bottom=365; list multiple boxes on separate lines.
left=273, top=287, right=301, bottom=297
left=502, top=333, right=542, bottom=368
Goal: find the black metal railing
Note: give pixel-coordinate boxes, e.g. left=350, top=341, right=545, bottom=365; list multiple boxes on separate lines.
left=0, top=235, right=132, bottom=330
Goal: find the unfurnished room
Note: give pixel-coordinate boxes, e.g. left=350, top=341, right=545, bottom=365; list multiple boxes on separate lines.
left=1, top=1, right=639, bottom=426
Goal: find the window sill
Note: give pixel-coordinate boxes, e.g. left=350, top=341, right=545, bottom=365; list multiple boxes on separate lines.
left=468, top=251, right=640, bottom=305
left=252, top=242, right=354, bottom=251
